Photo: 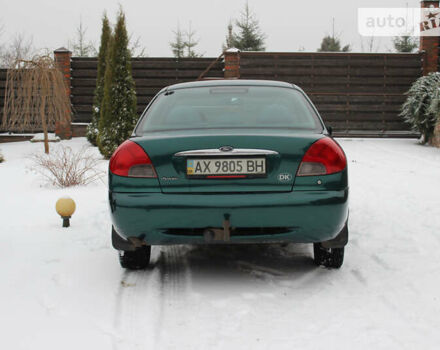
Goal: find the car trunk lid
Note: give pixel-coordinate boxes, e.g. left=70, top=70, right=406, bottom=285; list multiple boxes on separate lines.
left=132, top=130, right=323, bottom=193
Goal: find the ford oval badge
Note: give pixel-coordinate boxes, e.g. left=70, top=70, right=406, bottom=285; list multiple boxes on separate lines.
left=219, top=146, right=234, bottom=152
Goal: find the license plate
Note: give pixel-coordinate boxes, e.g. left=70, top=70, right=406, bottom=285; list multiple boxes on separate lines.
left=187, top=158, right=266, bottom=176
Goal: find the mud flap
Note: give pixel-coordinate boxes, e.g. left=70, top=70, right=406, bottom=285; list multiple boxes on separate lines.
left=321, top=222, right=349, bottom=249
left=112, top=226, right=146, bottom=251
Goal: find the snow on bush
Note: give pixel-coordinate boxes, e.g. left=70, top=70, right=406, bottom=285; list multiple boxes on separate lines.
left=0, top=150, right=4, bottom=163
left=401, top=72, right=440, bottom=143
left=29, top=145, right=104, bottom=187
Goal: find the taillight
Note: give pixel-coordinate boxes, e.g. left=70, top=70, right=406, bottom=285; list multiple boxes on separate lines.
left=297, top=137, right=346, bottom=177
left=109, top=140, right=157, bottom=178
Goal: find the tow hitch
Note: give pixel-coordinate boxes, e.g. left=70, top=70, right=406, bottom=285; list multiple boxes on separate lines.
left=203, top=215, right=231, bottom=242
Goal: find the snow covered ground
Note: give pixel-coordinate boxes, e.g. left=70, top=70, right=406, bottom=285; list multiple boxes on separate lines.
left=1, top=137, right=439, bottom=350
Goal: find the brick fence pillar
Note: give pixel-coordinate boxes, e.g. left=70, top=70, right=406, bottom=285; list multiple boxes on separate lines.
left=54, top=47, right=72, bottom=139
left=420, top=1, right=439, bottom=75
left=224, top=49, right=240, bottom=79
left=420, top=1, right=440, bottom=147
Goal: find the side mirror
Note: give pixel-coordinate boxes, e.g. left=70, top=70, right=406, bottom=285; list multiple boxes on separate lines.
left=326, top=125, right=333, bottom=136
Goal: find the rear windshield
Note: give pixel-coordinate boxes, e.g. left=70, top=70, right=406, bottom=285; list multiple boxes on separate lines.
left=135, top=85, right=323, bottom=134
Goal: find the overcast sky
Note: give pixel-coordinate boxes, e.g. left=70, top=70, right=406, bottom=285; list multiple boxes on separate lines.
left=0, top=0, right=422, bottom=57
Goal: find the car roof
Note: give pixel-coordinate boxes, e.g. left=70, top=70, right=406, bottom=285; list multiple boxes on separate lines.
left=165, top=79, right=297, bottom=91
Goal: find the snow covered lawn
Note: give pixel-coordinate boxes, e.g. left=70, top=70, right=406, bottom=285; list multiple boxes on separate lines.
left=1, top=138, right=439, bottom=349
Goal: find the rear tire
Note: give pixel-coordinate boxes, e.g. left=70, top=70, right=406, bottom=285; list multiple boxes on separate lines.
left=313, top=244, right=344, bottom=268
left=119, top=246, right=151, bottom=270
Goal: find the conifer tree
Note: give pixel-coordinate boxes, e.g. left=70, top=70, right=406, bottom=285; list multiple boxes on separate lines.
left=225, top=2, right=265, bottom=51
left=98, top=9, right=137, bottom=158
left=318, top=35, right=350, bottom=52
left=222, top=23, right=234, bottom=51
left=87, top=13, right=111, bottom=146
left=318, top=19, right=350, bottom=52
left=170, top=23, right=202, bottom=58
left=184, top=23, right=202, bottom=57
left=170, top=25, right=185, bottom=59
left=393, top=36, right=418, bottom=53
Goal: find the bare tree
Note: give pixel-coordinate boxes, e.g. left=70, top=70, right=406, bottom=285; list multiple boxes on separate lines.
left=360, top=36, right=381, bottom=53
left=0, top=22, right=4, bottom=60
left=2, top=55, right=71, bottom=153
left=69, top=18, right=97, bottom=57
left=129, top=34, right=147, bottom=57
left=0, top=33, right=34, bottom=68
left=70, top=18, right=146, bottom=57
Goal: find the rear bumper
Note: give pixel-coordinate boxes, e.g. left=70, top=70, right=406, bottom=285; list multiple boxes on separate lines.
left=109, top=189, right=349, bottom=246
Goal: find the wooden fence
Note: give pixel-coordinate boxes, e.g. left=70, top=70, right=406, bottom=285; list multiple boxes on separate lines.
left=239, top=52, right=424, bottom=137
left=0, top=52, right=424, bottom=137
left=71, top=57, right=223, bottom=123
left=0, top=69, right=6, bottom=128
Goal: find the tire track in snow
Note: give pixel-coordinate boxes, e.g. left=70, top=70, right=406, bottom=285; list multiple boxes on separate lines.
left=154, top=245, right=191, bottom=349
left=111, top=246, right=192, bottom=350
left=112, top=253, right=160, bottom=350
left=350, top=269, right=367, bottom=286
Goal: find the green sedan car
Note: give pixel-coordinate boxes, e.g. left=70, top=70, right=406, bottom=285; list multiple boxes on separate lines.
left=109, top=80, right=349, bottom=270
